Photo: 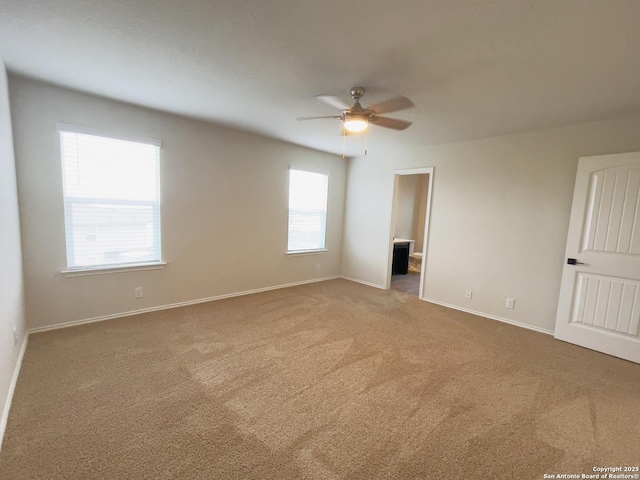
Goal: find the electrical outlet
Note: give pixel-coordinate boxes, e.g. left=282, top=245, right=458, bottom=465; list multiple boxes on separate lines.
left=13, top=327, right=18, bottom=346
left=316, top=264, right=321, bottom=271
left=506, top=298, right=515, bottom=309
left=465, top=290, right=472, bottom=300
left=135, top=287, right=143, bottom=299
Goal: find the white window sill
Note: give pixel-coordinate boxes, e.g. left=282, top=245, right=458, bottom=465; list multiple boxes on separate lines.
left=61, top=262, right=167, bottom=277
left=286, top=249, right=328, bottom=256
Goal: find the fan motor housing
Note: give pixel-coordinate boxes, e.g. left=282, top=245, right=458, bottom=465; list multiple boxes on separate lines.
left=344, top=113, right=370, bottom=122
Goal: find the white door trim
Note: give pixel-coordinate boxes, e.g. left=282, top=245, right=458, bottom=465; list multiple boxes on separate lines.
left=386, top=167, right=435, bottom=300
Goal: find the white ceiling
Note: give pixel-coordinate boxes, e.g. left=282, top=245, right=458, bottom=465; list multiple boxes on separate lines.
left=2, top=0, right=640, bottom=157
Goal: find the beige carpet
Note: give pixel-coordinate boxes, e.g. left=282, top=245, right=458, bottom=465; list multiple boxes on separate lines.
left=1, top=279, right=639, bottom=479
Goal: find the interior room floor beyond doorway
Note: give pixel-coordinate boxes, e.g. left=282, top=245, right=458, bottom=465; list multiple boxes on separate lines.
left=390, top=271, right=420, bottom=296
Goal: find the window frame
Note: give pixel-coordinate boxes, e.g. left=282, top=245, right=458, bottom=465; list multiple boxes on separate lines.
left=58, top=124, right=164, bottom=274
left=286, top=168, right=329, bottom=255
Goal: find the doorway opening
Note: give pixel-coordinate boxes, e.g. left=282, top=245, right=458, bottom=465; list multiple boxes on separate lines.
left=387, top=168, right=434, bottom=299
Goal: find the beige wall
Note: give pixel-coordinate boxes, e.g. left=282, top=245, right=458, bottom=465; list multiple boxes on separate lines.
left=415, top=175, right=429, bottom=252
left=0, top=64, right=26, bottom=445
left=10, top=75, right=346, bottom=330
left=393, top=174, right=421, bottom=240
left=342, top=114, right=640, bottom=332
left=10, top=72, right=640, bottom=337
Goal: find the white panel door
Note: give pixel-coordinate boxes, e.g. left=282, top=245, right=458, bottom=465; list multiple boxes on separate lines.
left=555, top=152, right=640, bottom=363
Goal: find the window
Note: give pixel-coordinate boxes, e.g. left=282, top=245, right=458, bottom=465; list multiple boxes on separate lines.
left=59, top=126, right=161, bottom=271
left=287, top=169, right=328, bottom=253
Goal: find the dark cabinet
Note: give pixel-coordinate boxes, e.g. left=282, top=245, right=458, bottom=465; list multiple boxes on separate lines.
left=392, top=242, right=409, bottom=275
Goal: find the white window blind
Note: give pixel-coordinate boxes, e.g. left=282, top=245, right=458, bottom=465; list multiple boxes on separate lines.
left=59, top=128, right=161, bottom=270
left=287, top=169, right=328, bottom=253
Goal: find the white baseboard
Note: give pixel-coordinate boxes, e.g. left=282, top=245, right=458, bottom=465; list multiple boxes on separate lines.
left=29, top=276, right=341, bottom=334
left=340, top=276, right=386, bottom=290
left=422, top=297, right=554, bottom=336
left=0, top=332, right=29, bottom=453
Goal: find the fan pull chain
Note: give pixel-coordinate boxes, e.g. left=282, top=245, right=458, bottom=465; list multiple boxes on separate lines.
left=364, top=120, right=369, bottom=156
left=342, top=126, right=346, bottom=159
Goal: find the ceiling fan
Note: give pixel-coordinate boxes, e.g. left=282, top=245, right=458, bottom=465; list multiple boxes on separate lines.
left=297, top=87, right=414, bottom=133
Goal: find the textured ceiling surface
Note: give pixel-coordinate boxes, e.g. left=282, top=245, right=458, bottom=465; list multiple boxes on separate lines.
left=1, top=0, right=640, bottom=156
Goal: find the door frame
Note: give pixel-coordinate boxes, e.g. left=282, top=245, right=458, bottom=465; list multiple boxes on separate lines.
left=385, top=167, right=435, bottom=299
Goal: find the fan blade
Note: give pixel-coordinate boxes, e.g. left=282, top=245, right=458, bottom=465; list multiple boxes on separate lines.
left=315, top=94, right=350, bottom=111
left=296, top=116, right=342, bottom=121
left=370, top=116, right=413, bottom=130
left=367, top=96, right=414, bottom=115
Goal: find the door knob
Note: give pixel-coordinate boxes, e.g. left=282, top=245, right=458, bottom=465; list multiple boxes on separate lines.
left=567, top=258, right=585, bottom=265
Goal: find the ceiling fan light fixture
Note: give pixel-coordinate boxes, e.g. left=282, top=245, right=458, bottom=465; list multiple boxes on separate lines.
left=343, top=115, right=368, bottom=133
